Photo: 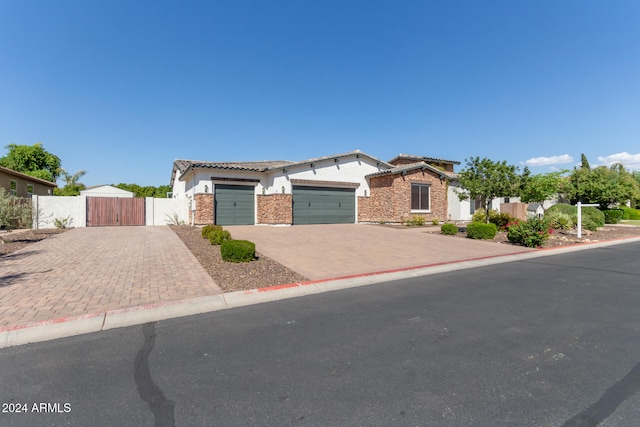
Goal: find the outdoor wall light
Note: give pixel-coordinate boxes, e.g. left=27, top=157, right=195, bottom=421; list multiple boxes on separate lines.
left=282, top=186, right=285, bottom=194
left=262, top=187, right=266, bottom=195
left=204, top=185, right=209, bottom=193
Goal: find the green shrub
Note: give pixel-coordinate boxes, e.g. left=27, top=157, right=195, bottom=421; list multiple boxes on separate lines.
left=208, top=229, right=231, bottom=245
left=602, top=209, right=624, bottom=224
left=466, top=222, right=497, bottom=240
left=582, top=207, right=605, bottom=231
left=621, top=207, right=640, bottom=220
left=220, top=240, right=255, bottom=263
left=489, top=211, right=512, bottom=230
left=431, top=218, right=440, bottom=225
left=507, top=217, right=552, bottom=248
left=546, top=212, right=573, bottom=230
left=0, top=188, right=32, bottom=230
left=471, top=208, right=487, bottom=224
left=546, top=203, right=576, bottom=216
left=201, top=224, right=222, bottom=239
left=403, top=215, right=426, bottom=226
left=441, top=223, right=459, bottom=235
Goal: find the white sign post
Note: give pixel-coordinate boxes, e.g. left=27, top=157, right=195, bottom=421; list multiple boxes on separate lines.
left=576, top=201, right=599, bottom=239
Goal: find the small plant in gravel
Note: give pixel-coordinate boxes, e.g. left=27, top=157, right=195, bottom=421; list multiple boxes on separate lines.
left=546, top=212, right=573, bottom=230
left=431, top=217, right=440, bottom=225
left=208, top=229, right=231, bottom=245
left=507, top=217, right=553, bottom=248
left=53, top=216, right=72, bottom=229
left=221, top=239, right=255, bottom=262
left=403, top=215, right=426, bottom=226
left=466, top=222, right=497, bottom=240
left=201, top=224, right=222, bottom=239
left=441, top=223, right=458, bottom=235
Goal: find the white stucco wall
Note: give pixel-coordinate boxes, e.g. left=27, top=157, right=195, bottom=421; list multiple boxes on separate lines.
left=33, top=195, right=188, bottom=228
left=33, top=195, right=87, bottom=229
left=145, top=197, right=190, bottom=225
left=447, top=184, right=518, bottom=221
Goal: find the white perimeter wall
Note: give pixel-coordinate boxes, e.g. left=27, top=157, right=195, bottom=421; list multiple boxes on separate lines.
left=32, top=195, right=189, bottom=229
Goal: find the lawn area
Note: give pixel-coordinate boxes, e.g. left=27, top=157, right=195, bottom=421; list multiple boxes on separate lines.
left=622, top=220, right=640, bottom=225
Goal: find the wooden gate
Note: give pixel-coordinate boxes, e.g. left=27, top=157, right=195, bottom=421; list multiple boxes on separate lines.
left=87, top=197, right=145, bottom=226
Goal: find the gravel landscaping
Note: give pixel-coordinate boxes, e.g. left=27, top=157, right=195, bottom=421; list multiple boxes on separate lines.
left=169, top=225, right=308, bottom=292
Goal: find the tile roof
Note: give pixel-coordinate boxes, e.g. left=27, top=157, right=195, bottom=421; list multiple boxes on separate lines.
left=366, top=161, right=457, bottom=179
left=389, top=154, right=461, bottom=165
left=171, top=150, right=393, bottom=185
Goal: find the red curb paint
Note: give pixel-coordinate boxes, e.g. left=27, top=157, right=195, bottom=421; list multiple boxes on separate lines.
left=257, top=282, right=301, bottom=292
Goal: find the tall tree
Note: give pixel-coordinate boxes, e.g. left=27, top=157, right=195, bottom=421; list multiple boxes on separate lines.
left=564, top=156, right=640, bottom=208
left=0, top=143, right=61, bottom=182
left=54, top=169, right=87, bottom=196
left=114, top=183, right=172, bottom=198
left=456, top=157, right=519, bottom=223
left=518, top=169, right=567, bottom=212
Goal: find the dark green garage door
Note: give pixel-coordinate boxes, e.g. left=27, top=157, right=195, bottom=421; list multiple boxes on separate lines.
left=215, top=184, right=255, bottom=225
left=292, top=186, right=355, bottom=224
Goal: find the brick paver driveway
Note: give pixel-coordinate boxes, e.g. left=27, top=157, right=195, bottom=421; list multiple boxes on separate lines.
left=227, top=224, right=534, bottom=280
left=0, top=227, right=221, bottom=329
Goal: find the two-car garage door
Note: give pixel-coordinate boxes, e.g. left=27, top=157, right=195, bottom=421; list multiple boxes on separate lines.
left=214, top=184, right=356, bottom=225
left=292, top=186, right=355, bottom=225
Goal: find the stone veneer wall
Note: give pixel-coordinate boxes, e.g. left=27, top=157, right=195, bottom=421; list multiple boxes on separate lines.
left=194, top=193, right=214, bottom=225
left=257, top=194, right=292, bottom=225
left=358, top=168, right=448, bottom=223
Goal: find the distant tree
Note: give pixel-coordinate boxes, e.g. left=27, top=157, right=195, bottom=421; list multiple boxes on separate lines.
left=456, top=157, right=519, bottom=223
left=564, top=155, right=640, bottom=208
left=580, top=153, right=590, bottom=170
left=114, top=183, right=172, bottom=198
left=0, top=143, right=61, bottom=182
left=54, top=169, right=87, bottom=196
left=518, top=168, right=567, bottom=212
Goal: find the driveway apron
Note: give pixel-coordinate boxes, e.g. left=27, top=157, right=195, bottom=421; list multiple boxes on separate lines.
left=0, top=227, right=221, bottom=329
left=227, top=224, right=534, bottom=280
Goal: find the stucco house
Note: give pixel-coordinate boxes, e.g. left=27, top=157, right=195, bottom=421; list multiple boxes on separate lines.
left=171, top=150, right=461, bottom=226
left=0, top=166, right=56, bottom=197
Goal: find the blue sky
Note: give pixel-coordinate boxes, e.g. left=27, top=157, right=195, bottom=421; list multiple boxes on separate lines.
left=1, top=0, right=639, bottom=187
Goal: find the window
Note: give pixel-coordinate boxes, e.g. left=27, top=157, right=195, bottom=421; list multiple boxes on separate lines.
left=27, top=185, right=34, bottom=196
left=411, top=183, right=430, bottom=211
left=10, top=180, right=17, bottom=196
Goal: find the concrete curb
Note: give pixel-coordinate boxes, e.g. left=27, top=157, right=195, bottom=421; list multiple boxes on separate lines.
left=2, top=236, right=639, bottom=349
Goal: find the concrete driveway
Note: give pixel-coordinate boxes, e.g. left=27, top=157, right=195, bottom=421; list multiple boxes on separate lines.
left=226, top=224, right=534, bottom=280
left=0, top=227, right=221, bottom=329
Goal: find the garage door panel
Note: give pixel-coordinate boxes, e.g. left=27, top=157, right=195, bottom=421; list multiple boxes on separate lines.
left=292, top=186, right=355, bottom=225
left=215, top=184, right=255, bottom=225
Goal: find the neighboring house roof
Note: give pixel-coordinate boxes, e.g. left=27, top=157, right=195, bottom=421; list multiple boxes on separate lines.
left=388, top=154, right=461, bottom=165
left=527, top=203, right=543, bottom=212
left=0, top=166, right=57, bottom=187
left=171, top=150, right=393, bottom=185
left=366, top=161, right=456, bottom=179
left=80, top=185, right=135, bottom=197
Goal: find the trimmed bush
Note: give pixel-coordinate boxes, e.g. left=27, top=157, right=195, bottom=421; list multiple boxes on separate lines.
left=441, top=223, right=459, bottom=235
left=201, top=224, right=222, bottom=239
left=507, top=217, right=552, bottom=248
left=546, top=203, right=576, bottom=216
left=208, top=229, right=231, bottom=245
left=583, top=207, right=605, bottom=231
left=602, top=209, right=624, bottom=224
left=621, top=207, right=640, bottom=220
left=221, top=240, right=255, bottom=263
left=466, top=222, right=497, bottom=240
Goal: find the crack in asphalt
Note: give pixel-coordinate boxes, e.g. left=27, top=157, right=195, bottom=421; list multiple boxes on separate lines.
left=562, top=360, right=640, bottom=426
left=134, top=322, right=176, bottom=427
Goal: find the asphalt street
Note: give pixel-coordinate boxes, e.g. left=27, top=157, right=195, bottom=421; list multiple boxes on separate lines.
left=1, top=242, right=640, bottom=426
